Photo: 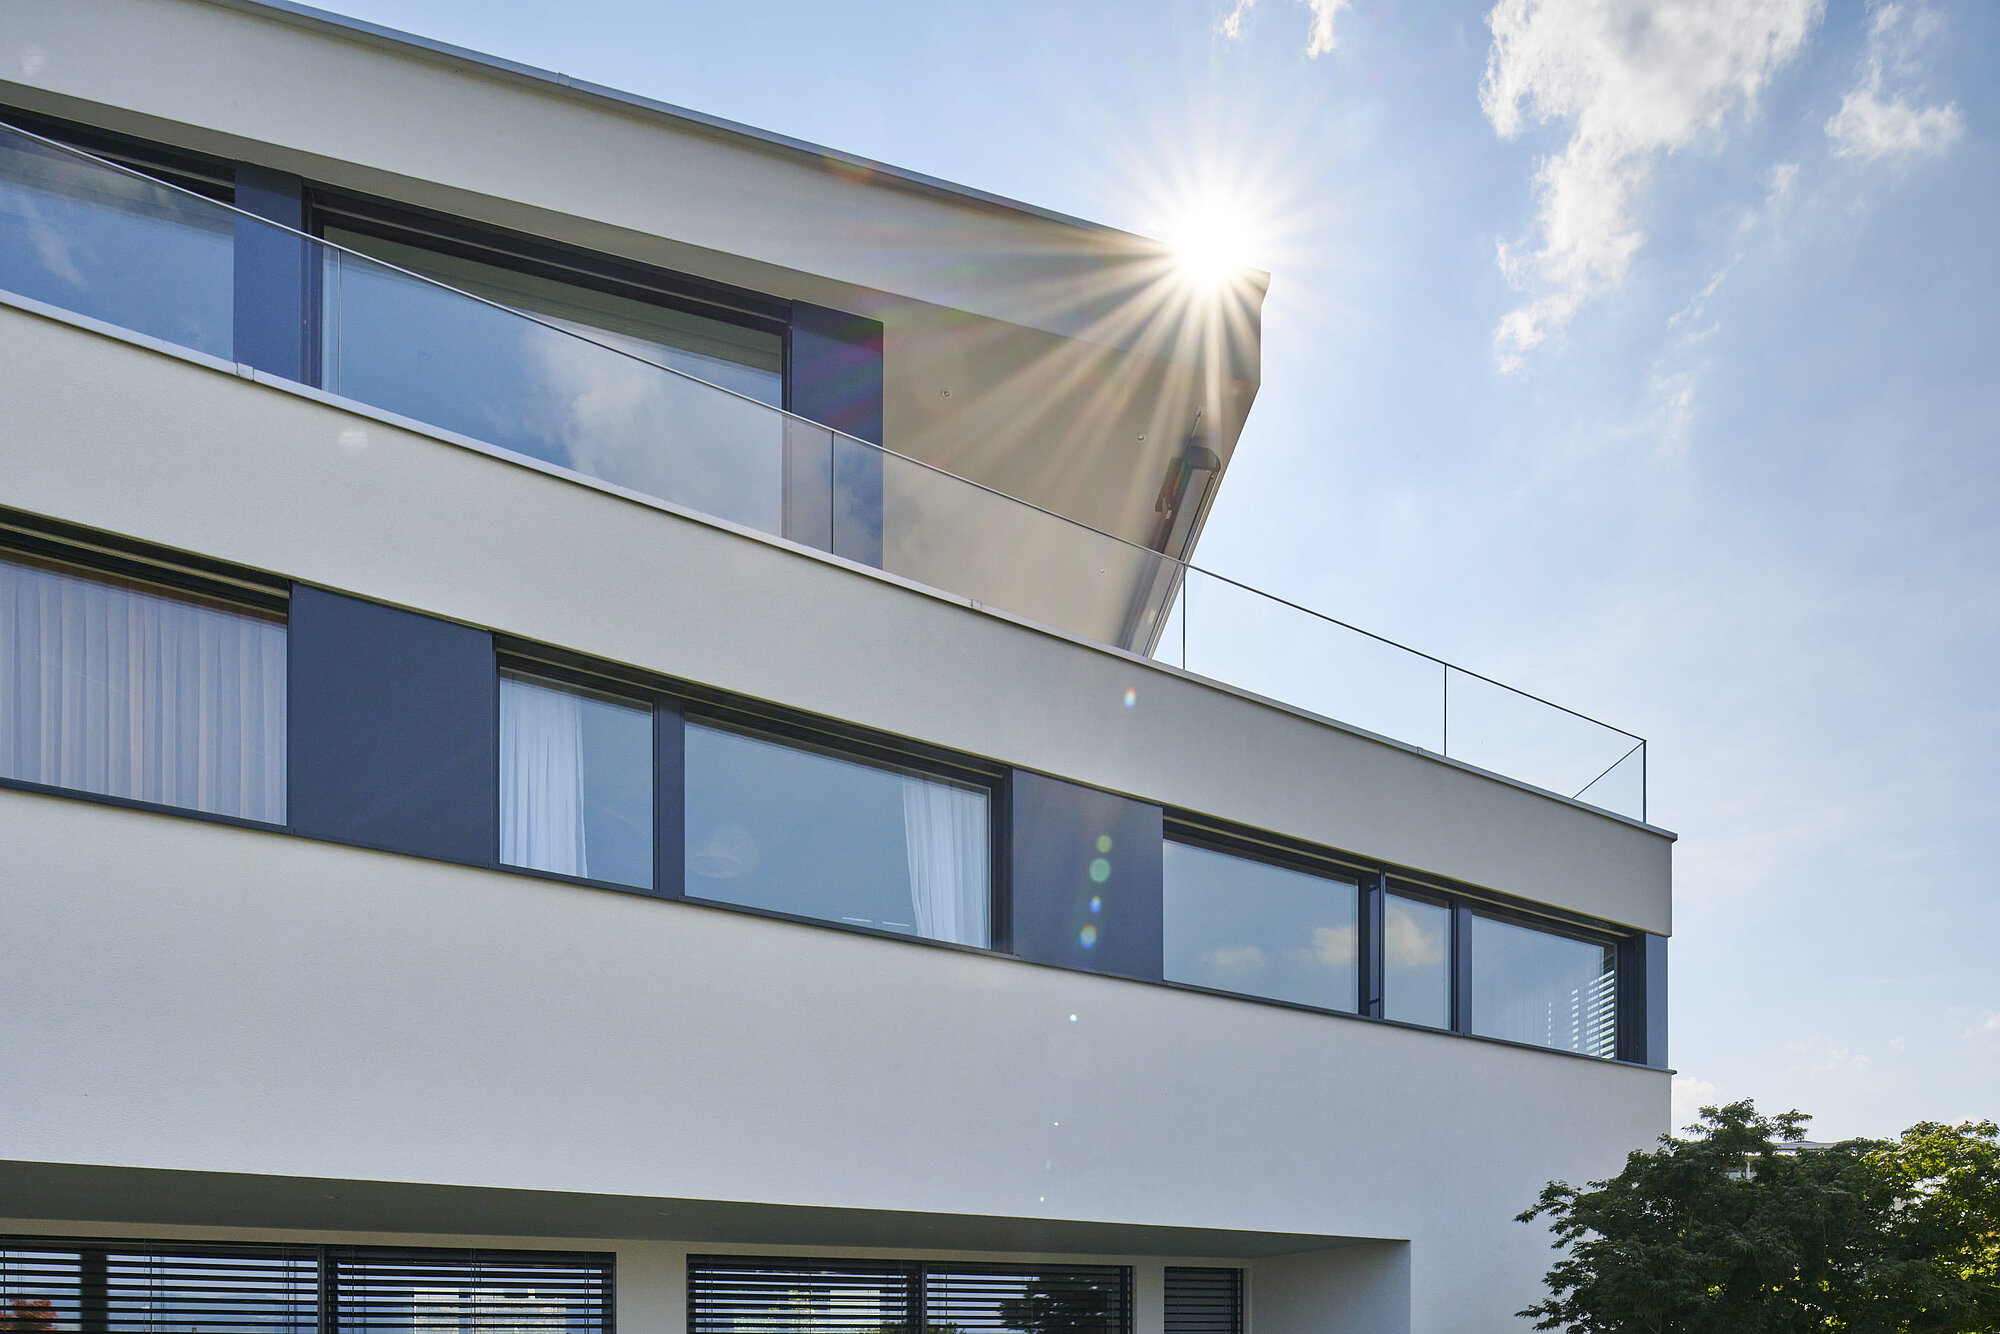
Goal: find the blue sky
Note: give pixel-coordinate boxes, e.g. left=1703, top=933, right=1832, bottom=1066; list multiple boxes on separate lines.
left=322, top=0, right=1997, bottom=1140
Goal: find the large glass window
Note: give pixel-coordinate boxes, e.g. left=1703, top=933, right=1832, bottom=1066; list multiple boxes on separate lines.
left=684, top=722, right=991, bottom=947
left=1162, top=841, right=1358, bottom=1012
left=1470, top=914, right=1617, bottom=1057
left=0, top=553, right=286, bottom=822
left=499, top=670, right=654, bottom=890
left=1383, top=892, right=1452, bottom=1029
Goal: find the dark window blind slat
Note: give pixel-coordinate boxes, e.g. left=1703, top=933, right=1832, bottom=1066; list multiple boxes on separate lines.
left=330, top=1249, right=612, bottom=1334
left=687, top=1259, right=1130, bottom=1334
left=687, top=1258, right=914, bottom=1334
left=1163, top=1268, right=1240, bottom=1334
left=1, top=1241, right=611, bottom=1334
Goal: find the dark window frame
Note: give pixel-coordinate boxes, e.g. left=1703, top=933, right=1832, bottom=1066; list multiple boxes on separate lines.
left=1160, top=826, right=1368, bottom=1017
left=494, top=653, right=665, bottom=899
left=0, top=517, right=292, bottom=831
left=491, top=636, right=1008, bottom=950
left=1461, top=902, right=1622, bottom=1059
left=678, top=704, right=1004, bottom=950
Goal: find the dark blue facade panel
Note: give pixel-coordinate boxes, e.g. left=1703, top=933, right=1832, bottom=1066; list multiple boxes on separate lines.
left=1642, top=932, right=1669, bottom=1069
left=1616, top=930, right=1669, bottom=1068
left=288, top=586, right=495, bottom=865
left=232, top=166, right=312, bottom=383
left=790, top=302, right=884, bottom=568
left=1008, top=771, right=1163, bottom=983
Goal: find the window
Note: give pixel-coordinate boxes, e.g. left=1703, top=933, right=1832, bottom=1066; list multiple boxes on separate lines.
left=1382, top=892, right=1451, bottom=1029
left=925, top=1265, right=1130, bottom=1334
left=1162, top=840, right=1358, bottom=1012
left=1470, top=914, right=1617, bottom=1058
left=687, top=1257, right=1129, bottom=1334
left=499, top=670, right=653, bottom=890
left=1164, top=1268, right=1242, bottom=1334
left=0, top=1239, right=612, bottom=1334
left=683, top=720, right=991, bottom=947
left=0, top=552, right=286, bottom=822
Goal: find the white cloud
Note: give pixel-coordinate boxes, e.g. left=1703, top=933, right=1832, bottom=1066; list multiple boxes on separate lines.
left=1384, top=901, right=1446, bottom=968
left=1806, top=1046, right=1871, bottom=1076
left=1205, top=943, right=1267, bottom=977
left=1825, top=2, right=1963, bottom=163
left=1672, top=1075, right=1721, bottom=1129
left=1310, top=924, right=1357, bottom=967
left=1481, top=0, right=1824, bottom=368
left=1965, top=1013, right=2000, bottom=1040
left=1219, top=0, right=1350, bottom=57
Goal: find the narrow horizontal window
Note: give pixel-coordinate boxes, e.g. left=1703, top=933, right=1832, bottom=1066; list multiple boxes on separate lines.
left=0, top=552, right=286, bottom=822
left=1162, top=840, right=1358, bottom=1012
left=1383, top=892, right=1451, bottom=1029
left=684, top=721, right=991, bottom=947
left=499, top=670, right=653, bottom=890
left=1470, top=914, right=1617, bottom=1057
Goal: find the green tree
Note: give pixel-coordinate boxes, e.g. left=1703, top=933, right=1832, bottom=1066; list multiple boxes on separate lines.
left=1518, top=1099, right=2000, bottom=1332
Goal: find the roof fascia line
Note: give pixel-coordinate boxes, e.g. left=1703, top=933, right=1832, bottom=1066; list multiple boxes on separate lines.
left=191, top=0, right=1264, bottom=273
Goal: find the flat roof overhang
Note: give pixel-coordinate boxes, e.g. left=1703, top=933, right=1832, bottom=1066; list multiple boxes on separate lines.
left=0, top=1161, right=1373, bottom=1258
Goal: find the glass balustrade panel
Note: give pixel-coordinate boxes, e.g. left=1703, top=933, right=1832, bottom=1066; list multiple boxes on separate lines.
left=1178, top=569, right=1443, bottom=750
left=321, top=242, right=785, bottom=536
left=0, top=125, right=233, bottom=357
left=867, top=437, right=1181, bottom=650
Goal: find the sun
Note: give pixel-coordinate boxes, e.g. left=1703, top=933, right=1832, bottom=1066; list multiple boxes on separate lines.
left=1167, top=206, right=1256, bottom=289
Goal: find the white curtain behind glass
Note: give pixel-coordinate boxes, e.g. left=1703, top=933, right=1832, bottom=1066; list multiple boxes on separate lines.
left=500, top=675, right=588, bottom=878
left=0, top=556, right=287, bottom=821
left=902, top=776, right=989, bottom=947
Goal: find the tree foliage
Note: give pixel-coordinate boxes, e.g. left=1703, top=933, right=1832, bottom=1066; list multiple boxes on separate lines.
left=1519, top=1100, right=2000, bottom=1332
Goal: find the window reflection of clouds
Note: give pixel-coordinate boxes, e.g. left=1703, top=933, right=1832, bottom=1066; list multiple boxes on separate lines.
left=1163, top=841, right=1358, bottom=1012
left=1383, top=895, right=1451, bottom=1030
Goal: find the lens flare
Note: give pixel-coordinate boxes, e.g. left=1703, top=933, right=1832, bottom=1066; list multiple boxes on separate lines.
left=1079, top=925, right=1099, bottom=948
left=1089, top=857, right=1111, bottom=883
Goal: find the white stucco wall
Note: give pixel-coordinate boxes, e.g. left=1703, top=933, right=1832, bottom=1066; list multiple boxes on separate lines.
left=0, top=303, right=1672, bottom=932
left=0, top=788, right=1662, bottom=1331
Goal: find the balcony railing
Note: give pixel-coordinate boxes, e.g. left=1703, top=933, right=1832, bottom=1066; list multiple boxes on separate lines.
left=0, top=120, right=1649, bottom=821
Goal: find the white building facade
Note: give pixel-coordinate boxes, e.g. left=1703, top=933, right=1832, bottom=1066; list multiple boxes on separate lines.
left=0, top=4, right=1673, bottom=1332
